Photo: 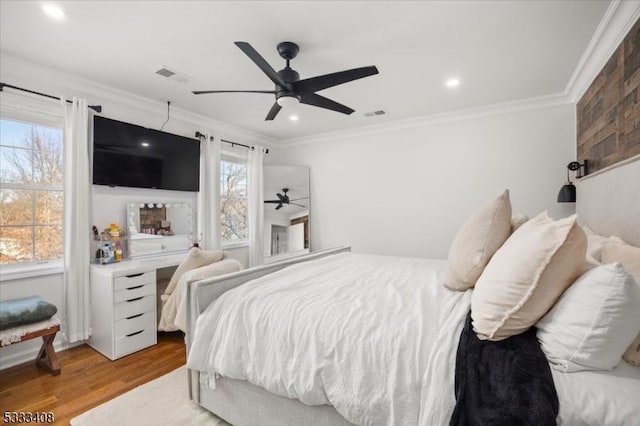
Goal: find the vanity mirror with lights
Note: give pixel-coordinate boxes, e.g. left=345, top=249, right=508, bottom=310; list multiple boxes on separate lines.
left=126, top=201, right=194, bottom=258
left=263, top=166, right=310, bottom=264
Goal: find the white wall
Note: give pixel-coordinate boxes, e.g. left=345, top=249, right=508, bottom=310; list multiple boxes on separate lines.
left=92, top=186, right=197, bottom=234
left=0, top=55, right=259, bottom=368
left=268, top=104, right=576, bottom=259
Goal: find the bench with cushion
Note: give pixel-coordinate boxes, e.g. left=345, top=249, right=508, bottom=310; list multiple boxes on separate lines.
left=0, top=296, right=61, bottom=375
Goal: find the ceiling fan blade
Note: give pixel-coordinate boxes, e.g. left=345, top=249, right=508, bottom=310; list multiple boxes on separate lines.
left=300, top=93, right=354, bottom=115
left=275, top=203, right=283, bottom=210
left=276, top=193, right=287, bottom=202
left=292, top=66, right=379, bottom=94
left=235, top=42, right=289, bottom=89
left=264, top=200, right=281, bottom=203
left=265, top=103, right=282, bottom=121
left=290, top=203, right=307, bottom=208
left=289, top=197, right=309, bottom=201
left=193, top=90, right=277, bottom=95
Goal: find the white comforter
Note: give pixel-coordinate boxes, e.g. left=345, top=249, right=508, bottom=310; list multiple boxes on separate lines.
left=187, top=253, right=472, bottom=425
left=187, top=252, right=640, bottom=426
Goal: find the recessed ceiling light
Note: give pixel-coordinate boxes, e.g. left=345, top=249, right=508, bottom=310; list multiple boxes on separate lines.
left=141, top=142, right=150, bottom=147
left=289, top=115, right=299, bottom=122
left=42, top=3, right=65, bottom=20
left=446, top=78, right=460, bottom=88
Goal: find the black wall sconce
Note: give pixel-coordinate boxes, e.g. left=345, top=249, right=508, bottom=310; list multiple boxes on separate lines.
left=557, top=160, right=588, bottom=203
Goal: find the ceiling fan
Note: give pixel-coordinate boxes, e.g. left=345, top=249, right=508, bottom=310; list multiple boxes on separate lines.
left=264, top=188, right=308, bottom=210
left=193, top=41, right=379, bottom=120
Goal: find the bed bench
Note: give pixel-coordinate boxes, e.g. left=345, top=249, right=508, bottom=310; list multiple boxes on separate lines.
left=0, top=320, right=61, bottom=375
left=0, top=297, right=61, bottom=375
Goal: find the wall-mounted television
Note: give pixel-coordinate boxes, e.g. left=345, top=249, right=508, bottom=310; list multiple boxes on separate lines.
left=93, top=116, right=200, bottom=192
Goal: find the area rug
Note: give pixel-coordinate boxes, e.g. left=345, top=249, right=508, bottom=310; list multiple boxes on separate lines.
left=70, top=366, right=228, bottom=425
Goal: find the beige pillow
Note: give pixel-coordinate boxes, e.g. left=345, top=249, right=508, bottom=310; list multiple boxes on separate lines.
left=602, top=239, right=640, bottom=282
left=623, top=334, right=640, bottom=366
left=511, top=213, right=529, bottom=233
left=602, top=239, right=640, bottom=367
left=583, top=226, right=624, bottom=266
left=444, top=190, right=512, bottom=291
left=471, top=212, right=587, bottom=341
left=164, top=247, right=224, bottom=295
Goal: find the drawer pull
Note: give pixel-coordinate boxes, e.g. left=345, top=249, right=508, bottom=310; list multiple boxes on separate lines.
left=125, top=273, right=144, bottom=278
left=126, top=330, right=144, bottom=337
left=126, top=313, right=143, bottom=320
left=126, top=285, right=144, bottom=290
left=126, top=296, right=144, bottom=302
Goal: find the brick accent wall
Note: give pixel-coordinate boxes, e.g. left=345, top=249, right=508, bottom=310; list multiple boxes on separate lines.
left=577, top=18, right=640, bottom=173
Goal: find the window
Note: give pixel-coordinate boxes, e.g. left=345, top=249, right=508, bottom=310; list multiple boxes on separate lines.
left=220, top=153, right=248, bottom=244
left=0, top=117, right=64, bottom=264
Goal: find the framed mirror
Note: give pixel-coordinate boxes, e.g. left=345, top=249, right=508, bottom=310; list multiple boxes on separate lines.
left=263, top=166, right=310, bottom=264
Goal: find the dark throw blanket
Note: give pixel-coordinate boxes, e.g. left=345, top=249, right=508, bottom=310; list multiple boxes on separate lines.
left=450, top=312, right=559, bottom=426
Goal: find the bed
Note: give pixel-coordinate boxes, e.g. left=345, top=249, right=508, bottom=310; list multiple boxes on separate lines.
left=185, top=156, right=640, bottom=426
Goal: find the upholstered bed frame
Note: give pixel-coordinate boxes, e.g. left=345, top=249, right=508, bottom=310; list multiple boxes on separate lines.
left=185, top=155, right=640, bottom=426
left=576, top=154, right=640, bottom=247
left=186, top=246, right=355, bottom=426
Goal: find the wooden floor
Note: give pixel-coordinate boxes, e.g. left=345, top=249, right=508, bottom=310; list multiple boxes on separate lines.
left=0, top=332, right=186, bottom=425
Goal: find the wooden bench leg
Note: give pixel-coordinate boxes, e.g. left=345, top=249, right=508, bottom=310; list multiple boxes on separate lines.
left=36, top=332, right=61, bottom=376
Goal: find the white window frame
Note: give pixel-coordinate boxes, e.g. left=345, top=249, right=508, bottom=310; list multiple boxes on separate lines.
left=220, top=147, right=249, bottom=248
left=0, top=94, right=65, bottom=279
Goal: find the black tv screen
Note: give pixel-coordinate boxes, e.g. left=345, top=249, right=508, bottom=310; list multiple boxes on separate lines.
left=93, top=116, right=200, bottom=191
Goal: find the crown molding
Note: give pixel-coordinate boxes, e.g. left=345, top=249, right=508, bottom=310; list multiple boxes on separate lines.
left=278, top=92, right=570, bottom=148
left=564, top=0, right=640, bottom=103
left=0, top=54, right=277, bottom=148
left=279, top=2, right=640, bottom=149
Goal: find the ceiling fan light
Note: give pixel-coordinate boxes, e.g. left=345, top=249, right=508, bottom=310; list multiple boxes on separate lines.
left=277, top=95, right=300, bottom=108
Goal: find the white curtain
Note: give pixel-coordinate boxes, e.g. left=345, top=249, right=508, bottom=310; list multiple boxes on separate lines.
left=197, top=134, right=221, bottom=250
left=247, top=145, right=265, bottom=267
left=61, top=97, right=91, bottom=343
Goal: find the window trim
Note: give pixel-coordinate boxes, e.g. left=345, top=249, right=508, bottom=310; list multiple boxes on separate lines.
left=0, top=259, right=64, bottom=283
left=1, top=109, right=65, bottom=268
left=221, top=241, right=249, bottom=250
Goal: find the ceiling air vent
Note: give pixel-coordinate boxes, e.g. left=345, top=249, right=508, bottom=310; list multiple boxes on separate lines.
left=156, top=67, right=176, bottom=78
left=155, top=66, right=193, bottom=83
left=364, top=109, right=388, bottom=117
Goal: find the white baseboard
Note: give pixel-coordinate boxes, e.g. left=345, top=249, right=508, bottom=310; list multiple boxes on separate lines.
left=0, top=340, right=75, bottom=370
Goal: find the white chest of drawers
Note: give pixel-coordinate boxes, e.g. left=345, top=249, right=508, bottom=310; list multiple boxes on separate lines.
left=89, top=268, right=158, bottom=360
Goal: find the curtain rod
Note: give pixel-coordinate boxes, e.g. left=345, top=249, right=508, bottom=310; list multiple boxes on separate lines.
left=195, top=131, right=269, bottom=154
left=0, top=82, right=103, bottom=113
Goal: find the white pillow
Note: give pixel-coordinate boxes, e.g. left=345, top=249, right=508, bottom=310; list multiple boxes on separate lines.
left=537, top=263, right=640, bottom=372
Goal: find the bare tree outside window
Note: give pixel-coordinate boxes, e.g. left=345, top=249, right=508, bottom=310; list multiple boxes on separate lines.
left=220, top=158, right=248, bottom=242
left=0, top=118, right=63, bottom=264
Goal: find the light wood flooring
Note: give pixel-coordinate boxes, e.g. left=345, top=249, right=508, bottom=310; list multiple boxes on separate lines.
left=0, top=331, right=186, bottom=425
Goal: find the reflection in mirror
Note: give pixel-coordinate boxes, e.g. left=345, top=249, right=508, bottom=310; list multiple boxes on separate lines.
left=263, top=166, right=310, bottom=264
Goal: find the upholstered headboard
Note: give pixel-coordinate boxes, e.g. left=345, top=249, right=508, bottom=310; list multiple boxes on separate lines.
left=576, top=154, right=640, bottom=246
